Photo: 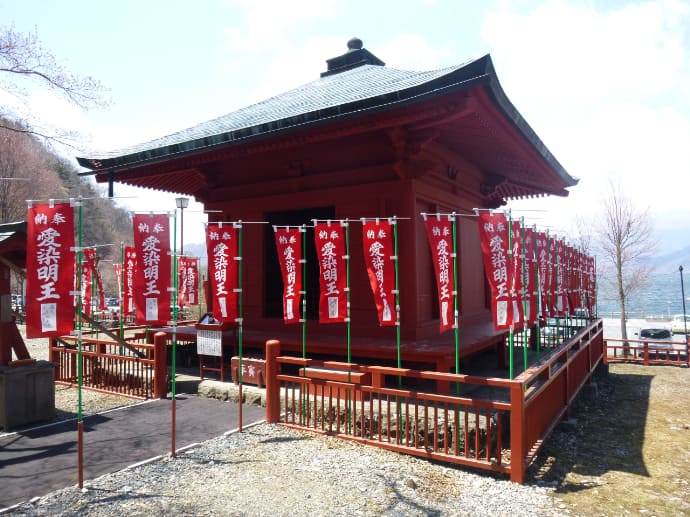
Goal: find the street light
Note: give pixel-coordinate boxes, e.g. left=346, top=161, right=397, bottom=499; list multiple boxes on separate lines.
left=175, top=197, right=189, bottom=254
left=680, top=265, right=688, bottom=339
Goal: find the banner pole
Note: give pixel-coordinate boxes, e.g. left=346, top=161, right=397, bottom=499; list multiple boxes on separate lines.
left=301, top=225, right=307, bottom=359
left=451, top=213, right=460, bottom=384
left=546, top=230, right=553, bottom=348
left=393, top=218, right=401, bottom=369
left=344, top=220, right=352, bottom=434
left=520, top=218, right=528, bottom=373
left=119, top=242, right=125, bottom=341
left=171, top=209, right=178, bottom=458
left=345, top=220, right=351, bottom=365
left=534, top=226, right=541, bottom=361
left=508, top=210, right=514, bottom=379
left=237, top=222, right=244, bottom=432
left=75, top=198, right=85, bottom=489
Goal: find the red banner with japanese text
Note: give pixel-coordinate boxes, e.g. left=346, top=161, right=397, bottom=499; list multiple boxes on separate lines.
left=423, top=215, right=456, bottom=333
left=510, top=221, right=525, bottom=331
left=314, top=222, right=347, bottom=323
left=83, top=248, right=105, bottom=312
left=362, top=220, right=397, bottom=327
left=206, top=223, right=238, bottom=323
left=178, top=257, right=199, bottom=306
left=524, top=226, right=537, bottom=326
left=548, top=237, right=557, bottom=316
left=477, top=212, right=513, bottom=330
left=586, top=255, right=596, bottom=317
left=25, top=202, right=75, bottom=338
left=132, top=213, right=171, bottom=325
left=274, top=227, right=303, bottom=324
left=123, top=246, right=136, bottom=315
left=536, top=232, right=550, bottom=319
left=555, top=239, right=566, bottom=315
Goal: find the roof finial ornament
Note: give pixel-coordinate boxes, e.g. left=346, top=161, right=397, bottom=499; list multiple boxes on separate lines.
left=347, top=37, right=363, bottom=51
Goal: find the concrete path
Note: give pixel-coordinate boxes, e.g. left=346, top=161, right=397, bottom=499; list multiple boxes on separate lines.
left=0, top=395, right=265, bottom=510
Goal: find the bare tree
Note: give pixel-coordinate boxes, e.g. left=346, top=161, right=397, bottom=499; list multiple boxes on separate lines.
left=0, top=120, right=65, bottom=223
left=594, top=182, right=657, bottom=342
left=0, top=26, right=107, bottom=144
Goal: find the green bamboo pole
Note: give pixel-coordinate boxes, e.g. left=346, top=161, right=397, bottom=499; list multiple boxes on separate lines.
left=301, top=225, right=307, bottom=359
left=393, top=218, right=401, bottom=369
left=345, top=220, right=351, bottom=365
left=533, top=226, right=541, bottom=361
left=392, top=217, right=403, bottom=443
left=237, top=222, right=244, bottom=432
left=520, top=218, right=528, bottom=373
left=344, top=220, right=352, bottom=434
left=507, top=210, right=514, bottom=379
left=75, top=198, right=84, bottom=488
left=451, top=213, right=460, bottom=383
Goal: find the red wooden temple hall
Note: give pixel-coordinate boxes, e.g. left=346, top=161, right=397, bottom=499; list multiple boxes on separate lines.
left=77, top=38, right=578, bottom=369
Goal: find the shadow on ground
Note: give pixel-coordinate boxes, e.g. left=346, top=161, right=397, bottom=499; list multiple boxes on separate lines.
left=528, top=367, right=651, bottom=492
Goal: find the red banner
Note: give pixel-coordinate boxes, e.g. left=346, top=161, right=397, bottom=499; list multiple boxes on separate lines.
left=548, top=237, right=557, bottom=316
left=423, top=215, right=456, bottom=333
left=555, top=239, right=566, bottom=315
left=123, top=246, right=136, bottom=315
left=536, top=232, right=549, bottom=319
left=362, top=220, right=397, bottom=327
left=314, top=222, right=347, bottom=323
left=524, top=227, right=537, bottom=326
left=510, top=221, right=525, bottom=331
left=206, top=223, right=238, bottom=323
left=178, top=257, right=199, bottom=306
left=132, top=213, right=171, bottom=325
left=477, top=212, right=513, bottom=330
left=586, top=255, right=596, bottom=316
left=25, top=202, right=75, bottom=338
left=274, top=227, right=303, bottom=324
left=83, top=248, right=105, bottom=312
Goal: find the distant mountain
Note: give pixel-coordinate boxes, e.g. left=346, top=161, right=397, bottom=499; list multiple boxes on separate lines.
left=650, top=245, right=690, bottom=273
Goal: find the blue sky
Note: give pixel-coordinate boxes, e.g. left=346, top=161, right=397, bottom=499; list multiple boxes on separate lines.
left=2, top=0, right=689, bottom=253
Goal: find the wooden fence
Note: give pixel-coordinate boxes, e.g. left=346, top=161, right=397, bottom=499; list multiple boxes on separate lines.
left=604, top=338, right=689, bottom=367
left=49, top=332, right=170, bottom=400
left=265, top=320, right=604, bottom=484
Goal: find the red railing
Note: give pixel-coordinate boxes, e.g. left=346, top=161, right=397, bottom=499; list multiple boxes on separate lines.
left=604, top=338, right=689, bottom=367
left=49, top=332, right=170, bottom=400
left=265, top=320, right=604, bottom=484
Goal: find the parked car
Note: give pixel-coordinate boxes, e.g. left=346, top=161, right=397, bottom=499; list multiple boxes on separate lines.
left=670, top=314, right=690, bottom=334
left=632, top=327, right=685, bottom=358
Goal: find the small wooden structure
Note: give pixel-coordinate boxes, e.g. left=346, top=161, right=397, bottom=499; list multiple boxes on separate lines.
left=78, top=39, right=578, bottom=372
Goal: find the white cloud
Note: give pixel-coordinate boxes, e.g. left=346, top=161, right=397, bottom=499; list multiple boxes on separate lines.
left=377, top=33, right=455, bottom=70
left=224, top=0, right=339, bottom=53
left=486, top=0, right=690, bottom=251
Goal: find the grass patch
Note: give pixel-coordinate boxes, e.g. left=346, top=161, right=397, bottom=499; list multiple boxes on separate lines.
left=529, top=363, right=690, bottom=515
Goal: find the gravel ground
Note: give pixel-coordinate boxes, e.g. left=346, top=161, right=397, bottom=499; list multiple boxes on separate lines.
left=4, top=329, right=570, bottom=516
left=4, top=424, right=566, bottom=517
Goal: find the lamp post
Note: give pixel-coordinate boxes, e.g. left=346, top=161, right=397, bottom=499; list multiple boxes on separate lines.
left=175, top=197, right=189, bottom=254
left=680, top=265, right=688, bottom=339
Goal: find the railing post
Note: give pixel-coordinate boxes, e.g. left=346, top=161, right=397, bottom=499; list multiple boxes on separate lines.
left=603, top=340, right=609, bottom=364
left=265, top=339, right=281, bottom=424
left=643, top=342, right=649, bottom=366
left=153, top=332, right=168, bottom=399
left=509, top=380, right=526, bottom=484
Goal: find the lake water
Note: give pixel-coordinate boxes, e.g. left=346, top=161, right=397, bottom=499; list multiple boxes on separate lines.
left=596, top=271, right=690, bottom=319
